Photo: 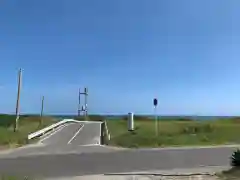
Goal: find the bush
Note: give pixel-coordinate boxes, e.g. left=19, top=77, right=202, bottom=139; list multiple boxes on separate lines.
left=74, top=115, right=105, bottom=121
left=231, top=149, right=240, bottom=167
left=0, top=114, right=15, bottom=128
left=174, top=118, right=193, bottom=121
left=181, top=124, right=214, bottom=134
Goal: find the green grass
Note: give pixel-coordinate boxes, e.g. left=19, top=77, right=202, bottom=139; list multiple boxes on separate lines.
left=0, top=114, right=57, bottom=148
left=0, top=175, right=35, bottom=180
left=106, top=117, right=240, bottom=148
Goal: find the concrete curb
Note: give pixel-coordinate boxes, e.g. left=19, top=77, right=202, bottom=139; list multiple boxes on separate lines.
left=107, top=144, right=240, bottom=151
left=104, top=166, right=230, bottom=176
left=45, top=166, right=229, bottom=180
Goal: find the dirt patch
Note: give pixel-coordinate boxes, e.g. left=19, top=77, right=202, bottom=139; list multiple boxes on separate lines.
left=153, top=175, right=219, bottom=179
left=0, top=145, right=8, bottom=151
left=102, top=174, right=219, bottom=180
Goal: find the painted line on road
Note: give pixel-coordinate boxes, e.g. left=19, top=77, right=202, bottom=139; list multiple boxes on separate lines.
left=80, top=144, right=128, bottom=150
left=79, top=144, right=100, bottom=147
left=39, top=125, right=65, bottom=139
left=39, top=124, right=67, bottom=143
left=67, top=124, right=84, bottom=144
left=39, top=123, right=69, bottom=144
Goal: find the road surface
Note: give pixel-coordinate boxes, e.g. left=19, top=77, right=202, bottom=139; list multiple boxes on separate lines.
left=0, top=121, right=238, bottom=179
left=0, top=121, right=112, bottom=158
left=40, top=121, right=101, bottom=146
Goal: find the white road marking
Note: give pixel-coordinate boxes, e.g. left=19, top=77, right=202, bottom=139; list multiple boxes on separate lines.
left=39, top=124, right=69, bottom=143
left=79, top=144, right=100, bottom=147
left=67, top=124, right=84, bottom=144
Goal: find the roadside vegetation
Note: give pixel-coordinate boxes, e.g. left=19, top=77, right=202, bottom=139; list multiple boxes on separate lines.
left=218, top=168, right=240, bottom=180
left=73, top=115, right=104, bottom=121
left=216, top=149, right=240, bottom=179
left=0, top=175, right=34, bottom=180
left=105, top=116, right=240, bottom=148
left=0, top=114, right=57, bottom=149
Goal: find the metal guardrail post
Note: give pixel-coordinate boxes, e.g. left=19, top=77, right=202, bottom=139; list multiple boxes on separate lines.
left=100, top=122, right=104, bottom=145
left=102, top=120, right=110, bottom=144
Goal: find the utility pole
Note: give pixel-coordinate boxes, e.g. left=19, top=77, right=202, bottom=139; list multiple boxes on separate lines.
left=40, top=96, right=44, bottom=126
left=78, top=88, right=81, bottom=117
left=14, top=68, right=22, bottom=132
left=84, top=87, right=88, bottom=118
left=78, top=87, right=88, bottom=120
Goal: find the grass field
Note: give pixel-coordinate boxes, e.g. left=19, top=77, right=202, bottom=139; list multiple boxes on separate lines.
left=106, top=117, right=240, bottom=148
left=0, top=114, right=57, bottom=148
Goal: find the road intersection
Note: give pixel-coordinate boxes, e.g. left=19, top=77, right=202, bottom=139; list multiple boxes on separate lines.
left=0, top=121, right=238, bottom=179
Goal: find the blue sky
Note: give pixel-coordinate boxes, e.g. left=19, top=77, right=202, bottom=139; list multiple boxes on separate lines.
left=1, top=0, right=240, bottom=115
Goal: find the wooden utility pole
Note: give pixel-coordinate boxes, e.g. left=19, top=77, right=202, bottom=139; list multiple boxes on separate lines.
left=14, top=68, right=22, bottom=132
left=40, top=96, right=44, bottom=126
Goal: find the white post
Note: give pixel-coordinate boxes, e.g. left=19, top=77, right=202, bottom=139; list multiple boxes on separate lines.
left=128, top=112, right=134, bottom=131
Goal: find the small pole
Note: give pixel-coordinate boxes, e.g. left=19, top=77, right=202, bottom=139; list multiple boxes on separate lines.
left=14, top=68, right=22, bottom=132
left=154, top=106, right=158, bottom=136
left=153, top=98, right=158, bottom=137
left=40, top=96, right=44, bottom=126
left=78, top=88, right=81, bottom=117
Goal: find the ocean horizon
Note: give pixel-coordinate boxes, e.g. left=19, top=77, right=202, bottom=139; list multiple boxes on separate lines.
left=48, top=114, right=240, bottom=121
left=104, top=115, right=238, bottom=121
left=3, top=113, right=238, bottom=121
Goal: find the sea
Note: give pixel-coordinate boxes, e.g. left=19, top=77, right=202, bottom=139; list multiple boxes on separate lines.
left=52, top=115, right=239, bottom=121
left=104, top=115, right=237, bottom=121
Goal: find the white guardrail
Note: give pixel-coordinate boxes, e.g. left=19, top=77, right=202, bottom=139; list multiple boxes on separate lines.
left=27, top=119, right=80, bottom=140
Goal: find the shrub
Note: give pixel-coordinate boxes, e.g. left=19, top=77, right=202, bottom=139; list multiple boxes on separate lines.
left=175, top=118, right=193, bottom=121
left=181, top=124, right=214, bottom=134
left=0, top=114, right=15, bottom=128
left=74, top=115, right=105, bottom=121
left=231, top=149, right=240, bottom=167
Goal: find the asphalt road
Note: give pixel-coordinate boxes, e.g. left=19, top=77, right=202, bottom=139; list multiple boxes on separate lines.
left=0, top=121, right=106, bottom=158
left=40, top=122, right=101, bottom=146
left=0, top=146, right=237, bottom=178
left=0, top=121, right=238, bottom=179
left=40, top=123, right=83, bottom=145
left=68, top=121, right=102, bottom=145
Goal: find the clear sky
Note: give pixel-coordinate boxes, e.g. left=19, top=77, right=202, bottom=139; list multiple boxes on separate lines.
left=1, top=0, right=240, bottom=115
